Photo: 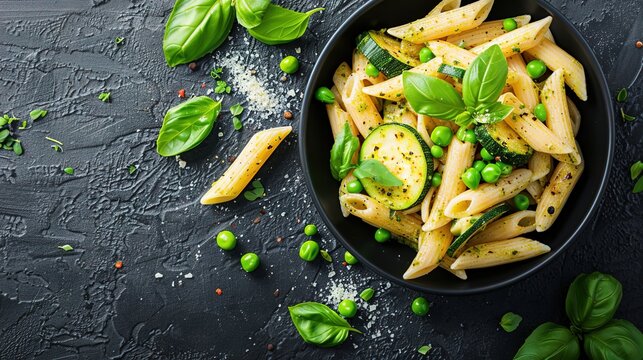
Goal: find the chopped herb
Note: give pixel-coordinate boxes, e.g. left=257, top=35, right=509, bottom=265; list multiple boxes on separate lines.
left=243, top=180, right=265, bottom=201
left=12, top=141, right=23, bottom=155
left=0, top=129, right=9, bottom=143
left=500, top=312, right=523, bottom=332
left=512, top=47, right=521, bottom=53
left=320, top=250, right=332, bottom=262
left=45, top=136, right=63, bottom=146
left=210, top=67, right=223, bottom=79
left=128, top=164, right=137, bottom=174
left=632, top=161, right=643, bottom=193
left=232, top=117, right=243, bottom=131
left=51, top=144, right=63, bottom=152
left=634, top=176, right=643, bottom=193
left=18, top=120, right=28, bottom=129
left=359, top=288, right=375, bottom=301
left=98, top=92, right=111, bottom=102
left=58, top=244, right=73, bottom=251
left=616, top=88, right=628, bottom=102
left=620, top=108, right=636, bottom=121
left=63, top=167, right=74, bottom=175
left=230, top=103, right=244, bottom=116
left=215, top=80, right=231, bottom=94
left=115, top=36, right=125, bottom=45
left=29, top=109, right=48, bottom=121
left=418, top=344, right=432, bottom=355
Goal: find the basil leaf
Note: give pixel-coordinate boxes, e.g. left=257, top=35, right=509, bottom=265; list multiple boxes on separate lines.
left=584, top=319, right=643, bottom=360
left=630, top=161, right=643, bottom=180
left=353, top=159, right=403, bottom=187
left=156, top=96, right=221, bottom=157
left=565, top=272, right=622, bottom=332
left=500, top=312, right=522, bottom=333
left=29, top=109, right=48, bottom=121
left=288, top=302, right=361, bottom=347
left=247, top=5, right=323, bottom=45
left=634, top=176, right=643, bottom=193
left=235, top=0, right=271, bottom=29
left=514, top=322, right=580, bottom=360
left=418, top=344, right=432, bottom=355
left=403, top=71, right=466, bottom=121
left=462, top=45, right=508, bottom=108
left=329, top=123, right=359, bottom=181
left=615, top=88, right=628, bottom=103
left=474, top=102, right=513, bottom=124
left=163, top=0, right=235, bottom=67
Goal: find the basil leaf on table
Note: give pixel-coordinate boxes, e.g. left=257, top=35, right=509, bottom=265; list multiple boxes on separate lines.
left=235, top=0, right=271, bottom=29
left=156, top=96, right=221, bottom=156
left=247, top=5, right=324, bottom=45
left=499, top=312, right=523, bottom=333
left=330, top=122, right=359, bottom=181
left=163, top=0, right=235, bottom=67
left=403, top=71, right=465, bottom=121
left=583, top=319, right=643, bottom=360
left=565, top=272, right=622, bottom=332
left=474, top=102, right=514, bottom=124
left=353, top=159, right=403, bottom=187
left=288, top=302, right=361, bottom=347
left=513, top=322, right=580, bottom=360
left=462, top=44, right=508, bottom=108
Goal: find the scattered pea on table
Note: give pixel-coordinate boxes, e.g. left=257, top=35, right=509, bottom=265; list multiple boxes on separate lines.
left=216, top=230, right=237, bottom=250
left=279, top=55, right=299, bottom=74
left=344, top=251, right=359, bottom=265
left=304, top=224, right=318, bottom=236
left=411, top=297, right=430, bottom=316
left=338, top=299, right=357, bottom=318
left=240, top=253, right=260, bottom=272
left=299, top=240, right=320, bottom=261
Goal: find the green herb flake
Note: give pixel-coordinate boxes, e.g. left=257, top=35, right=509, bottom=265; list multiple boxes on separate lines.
left=215, top=80, right=231, bottom=94
left=243, top=180, right=265, bottom=201
left=63, top=167, right=75, bottom=175
left=29, top=109, right=48, bottom=121
left=128, top=164, right=137, bottom=175
left=58, top=244, right=73, bottom=251
left=359, top=288, right=375, bottom=302
left=98, top=92, right=111, bottom=102
left=51, top=144, right=63, bottom=152
left=320, top=250, right=332, bottom=262
left=115, top=36, right=125, bottom=45
left=616, top=88, right=627, bottom=102
left=45, top=136, right=64, bottom=146
left=232, top=117, right=243, bottom=131
left=210, top=67, right=223, bottom=79
left=418, top=344, right=432, bottom=355
left=0, top=129, right=9, bottom=143
left=621, top=108, right=636, bottom=121
left=230, top=103, right=244, bottom=116
left=630, top=161, right=643, bottom=180
left=500, top=312, right=523, bottom=332
left=634, top=176, right=643, bottom=193
left=18, top=120, right=28, bottom=129
left=13, top=141, right=23, bottom=156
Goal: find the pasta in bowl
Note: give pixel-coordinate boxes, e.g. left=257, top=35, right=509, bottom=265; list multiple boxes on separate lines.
left=300, top=0, right=613, bottom=294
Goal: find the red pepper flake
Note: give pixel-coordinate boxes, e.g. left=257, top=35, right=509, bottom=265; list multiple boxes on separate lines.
left=276, top=236, right=283, bottom=243
left=178, top=89, right=186, bottom=98
left=636, top=40, right=642, bottom=48
left=227, top=156, right=237, bottom=163
left=342, top=261, right=348, bottom=267
left=266, top=343, right=274, bottom=351
left=252, top=217, right=261, bottom=224
left=201, top=82, right=206, bottom=89
left=259, top=208, right=267, bottom=215
left=215, top=288, right=223, bottom=296
left=494, top=156, right=501, bottom=162
left=114, top=260, right=123, bottom=269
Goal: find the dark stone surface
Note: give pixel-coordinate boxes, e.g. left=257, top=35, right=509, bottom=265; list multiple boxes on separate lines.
left=0, top=0, right=641, bottom=359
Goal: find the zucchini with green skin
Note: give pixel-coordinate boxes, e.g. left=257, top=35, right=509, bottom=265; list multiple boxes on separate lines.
left=447, top=203, right=512, bottom=257
left=450, top=215, right=481, bottom=236
left=475, top=122, right=533, bottom=166
left=360, top=123, right=433, bottom=210
left=357, top=31, right=420, bottom=78
left=438, top=64, right=466, bottom=80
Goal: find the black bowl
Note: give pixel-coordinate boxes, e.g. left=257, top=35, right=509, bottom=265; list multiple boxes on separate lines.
left=299, top=0, right=614, bottom=295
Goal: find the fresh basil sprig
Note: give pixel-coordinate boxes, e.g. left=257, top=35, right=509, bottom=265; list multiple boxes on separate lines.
left=403, top=45, right=513, bottom=127
left=514, top=322, right=580, bottom=359
left=247, top=5, right=324, bottom=45
left=565, top=272, right=622, bottom=332
left=156, top=96, right=221, bottom=156
left=583, top=320, right=643, bottom=360
left=288, top=302, right=362, bottom=347
left=235, top=0, right=270, bottom=29
left=330, top=123, right=402, bottom=187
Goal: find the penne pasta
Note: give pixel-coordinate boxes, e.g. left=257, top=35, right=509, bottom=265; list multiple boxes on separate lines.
left=536, top=159, right=584, bottom=232
left=326, top=101, right=359, bottom=138
left=446, top=15, right=531, bottom=49
left=330, top=85, right=346, bottom=110
left=567, top=96, right=581, bottom=136
left=352, top=50, right=386, bottom=84
left=383, top=100, right=418, bottom=127
left=467, top=210, right=537, bottom=247
left=541, top=69, right=582, bottom=165
left=528, top=151, right=553, bottom=182
left=387, top=0, right=494, bottom=44
left=444, top=168, right=532, bottom=218
left=507, top=72, right=540, bottom=110
left=342, top=74, right=383, bottom=137
left=333, top=62, right=352, bottom=95
left=400, top=40, right=424, bottom=58
left=451, top=237, right=551, bottom=270
left=416, top=115, right=434, bottom=147
left=525, top=179, right=545, bottom=202
left=420, top=187, right=436, bottom=223
left=470, top=16, right=552, bottom=57
left=426, top=0, right=462, bottom=17
left=506, top=54, right=529, bottom=76
left=439, top=256, right=468, bottom=279
left=362, top=57, right=444, bottom=101
left=403, top=225, right=453, bottom=279
left=339, top=172, right=358, bottom=217
left=201, top=126, right=292, bottom=204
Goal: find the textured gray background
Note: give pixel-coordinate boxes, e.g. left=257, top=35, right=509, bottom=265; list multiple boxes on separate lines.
left=0, top=0, right=641, bottom=359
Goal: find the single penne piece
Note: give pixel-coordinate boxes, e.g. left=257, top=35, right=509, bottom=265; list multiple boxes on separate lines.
left=439, top=256, right=467, bottom=280
left=401, top=40, right=424, bottom=58
left=383, top=100, right=417, bottom=128
left=326, top=101, right=359, bottom=138
left=536, top=159, right=584, bottom=232
left=424, top=139, right=476, bottom=231
left=362, top=57, right=444, bottom=101
left=416, top=115, right=434, bottom=147
left=567, top=96, right=581, bottom=136
left=426, top=0, right=462, bottom=17
left=526, top=179, right=545, bottom=202
left=451, top=237, right=551, bottom=270
left=506, top=54, right=529, bottom=76
left=403, top=225, right=453, bottom=279
left=387, top=0, right=494, bottom=43
left=507, top=72, right=540, bottom=110
left=352, top=50, right=387, bottom=85
left=499, top=93, right=574, bottom=154
left=528, top=151, right=553, bottom=181
left=541, top=70, right=582, bottom=165
left=446, top=15, right=531, bottom=49
left=339, top=172, right=358, bottom=217
left=420, top=187, right=436, bottom=223
left=201, top=126, right=292, bottom=204
left=526, top=38, right=587, bottom=101
left=444, top=168, right=532, bottom=218
left=330, top=85, right=346, bottom=110
left=333, top=62, right=352, bottom=94
left=342, top=74, right=383, bottom=137
left=340, top=193, right=423, bottom=242
left=402, top=204, right=422, bottom=215
left=544, top=29, right=556, bottom=44
left=471, top=16, right=552, bottom=57
left=467, top=210, right=537, bottom=247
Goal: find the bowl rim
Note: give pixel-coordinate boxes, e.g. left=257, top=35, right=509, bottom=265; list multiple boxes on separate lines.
left=299, top=0, right=615, bottom=295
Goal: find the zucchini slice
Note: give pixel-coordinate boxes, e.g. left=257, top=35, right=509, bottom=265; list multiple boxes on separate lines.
left=475, top=122, right=533, bottom=166
left=360, top=123, right=433, bottom=210
left=438, top=64, right=466, bottom=80
left=450, top=215, right=481, bottom=236
left=357, top=31, right=420, bottom=78
left=446, top=203, right=512, bottom=257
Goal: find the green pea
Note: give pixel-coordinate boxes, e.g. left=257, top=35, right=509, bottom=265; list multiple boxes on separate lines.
left=526, top=59, right=547, bottom=79
left=430, top=126, right=453, bottom=147
left=411, top=297, right=430, bottom=316
left=365, top=63, right=379, bottom=77
left=430, top=145, right=443, bottom=158
left=338, top=299, right=357, bottom=318
left=346, top=180, right=364, bottom=193
left=419, top=47, right=435, bottom=63
left=462, top=168, right=481, bottom=189
left=279, top=55, right=299, bottom=74
left=503, top=18, right=518, bottom=31
left=315, top=87, right=335, bottom=103
left=374, top=228, right=391, bottom=243
left=480, top=148, right=494, bottom=161
left=481, top=163, right=501, bottom=183
left=431, top=172, right=442, bottom=187
left=216, top=230, right=237, bottom=250
left=463, top=129, right=477, bottom=143
left=299, top=240, right=320, bottom=261
left=304, top=224, right=318, bottom=236
left=473, top=160, right=486, bottom=173
left=534, top=103, right=547, bottom=122
left=497, top=162, right=513, bottom=175
left=344, top=251, right=359, bottom=265
left=240, top=253, right=260, bottom=272
left=456, top=126, right=467, bottom=141
left=513, top=194, right=530, bottom=210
